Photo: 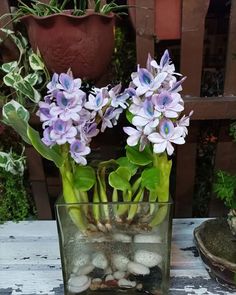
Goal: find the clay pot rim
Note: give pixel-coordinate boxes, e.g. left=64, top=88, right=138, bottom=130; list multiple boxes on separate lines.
left=19, top=10, right=115, bottom=22
left=194, top=219, right=236, bottom=271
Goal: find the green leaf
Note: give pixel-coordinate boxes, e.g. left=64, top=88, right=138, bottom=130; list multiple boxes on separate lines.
left=109, top=167, right=131, bottom=191
left=126, top=145, right=153, bottom=166
left=3, top=73, right=15, bottom=87
left=27, top=126, right=63, bottom=168
left=2, top=61, right=18, bottom=73
left=14, top=80, right=40, bottom=102
left=73, top=166, right=96, bottom=191
left=2, top=101, right=31, bottom=144
left=24, top=73, right=38, bottom=86
left=126, top=110, right=134, bottom=123
left=116, top=157, right=138, bottom=176
left=29, top=53, right=44, bottom=71
left=141, top=167, right=160, bottom=191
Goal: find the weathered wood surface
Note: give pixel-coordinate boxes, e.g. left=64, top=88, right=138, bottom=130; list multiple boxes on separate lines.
left=0, top=219, right=236, bottom=294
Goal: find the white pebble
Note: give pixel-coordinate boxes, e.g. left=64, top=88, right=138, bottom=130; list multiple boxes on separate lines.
left=118, top=278, right=136, bottom=288
left=105, top=274, right=114, bottom=281
left=92, top=252, right=108, bottom=269
left=134, top=234, right=162, bottom=243
left=68, top=275, right=91, bottom=293
left=73, top=253, right=90, bottom=267
left=113, top=233, right=132, bottom=243
left=77, top=264, right=95, bottom=275
left=127, top=261, right=150, bottom=275
left=134, top=250, right=162, bottom=268
left=113, top=271, right=126, bottom=280
left=112, top=254, right=129, bottom=271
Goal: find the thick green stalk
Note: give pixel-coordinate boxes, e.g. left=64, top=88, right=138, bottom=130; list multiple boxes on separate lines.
left=97, top=167, right=110, bottom=222
left=59, top=146, right=87, bottom=232
left=92, top=183, right=100, bottom=224
left=60, top=165, right=87, bottom=233
left=127, top=188, right=144, bottom=222
left=116, top=190, right=132, bottom=217
left=149, top=152, right=172, bottom=227
left=112, top=188, right=118, bottom=213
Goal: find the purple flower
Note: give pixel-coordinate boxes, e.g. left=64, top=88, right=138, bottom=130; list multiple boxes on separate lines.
left=152, top=91, right=184, bottom=118
left=109, top=84, right=130, bottom=109
left=123, top=126, right=148, bottom=151
left=148, top=119, right=185, bottom=155
left=50, top=92, right=82, bottom=121
left=177, top=110, right=193, bottom=137
left=101, top=107, right=123, bottom=132
left=37, top=101, right=52, bottom=122
left=57, top=73, right=85, bottom=100
left=78, top=122, right=99, bottom=144
left=50, top=119, right=77, bottom=145
left=70, top=140, right=91, bottom=165
left=42, top=126, right=56, bottom=146
left=47, top=73, right=59, bottom=94
left=85, top=88, right=109, bottom=112
left=132, top=67, right=168, bottom=97
left=132, top=99, right=160, bottom=135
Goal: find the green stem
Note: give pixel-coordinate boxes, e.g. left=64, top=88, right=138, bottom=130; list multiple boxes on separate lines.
left=112, top=188, right=118, bottom=213
left=149, top=152, right=172, bottom=227
left=93, top=183, right=100, bottom=224
left=127, top=188, right=144, bottom=222
left=116, top=190, right=132, bottom=216
left=59, top=145, right=87, bottom=233
left=97, top=167, right=110, bottom=222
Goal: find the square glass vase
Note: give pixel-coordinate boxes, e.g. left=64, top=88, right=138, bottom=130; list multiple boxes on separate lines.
left=56, top=198, right=173, bottom=295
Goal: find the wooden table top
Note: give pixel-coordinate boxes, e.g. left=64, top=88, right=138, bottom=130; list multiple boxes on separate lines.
left=0, top=218, right=236, bottom=295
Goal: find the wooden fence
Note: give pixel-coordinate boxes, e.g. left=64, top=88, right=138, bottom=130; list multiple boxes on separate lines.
left=1, top=0, right=236, bottom=219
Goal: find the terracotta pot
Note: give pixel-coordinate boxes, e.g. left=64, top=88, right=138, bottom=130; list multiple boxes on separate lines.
left=128, top=0, right=181, bottom=40
left=20, top=12, right=115, bottom=80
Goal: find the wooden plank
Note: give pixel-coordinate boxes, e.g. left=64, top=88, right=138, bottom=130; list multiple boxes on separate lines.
left=174, top=122, right=199, bottom=217
left=224, top=0, right=236, bottom=96
left=135, top=0, right=155, bottom=67
left=184, top=96, right=236, bottom=120
left=0, top=0, right=18, bottom=62
left=180, top=0, right=210, bottom=96
left=25, top=147, right=52, bottom=220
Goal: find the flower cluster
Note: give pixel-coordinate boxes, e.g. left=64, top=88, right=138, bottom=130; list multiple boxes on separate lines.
left=124, top=50, right=192, bottom=155
left=36, top=73, right=129, bottom=165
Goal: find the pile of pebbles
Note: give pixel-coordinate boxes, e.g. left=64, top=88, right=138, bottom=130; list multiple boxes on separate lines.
left=67, top=233, right=163, bottom=294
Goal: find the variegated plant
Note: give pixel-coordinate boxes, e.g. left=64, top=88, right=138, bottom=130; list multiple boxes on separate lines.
left=0, top=28, right=49, bottom=106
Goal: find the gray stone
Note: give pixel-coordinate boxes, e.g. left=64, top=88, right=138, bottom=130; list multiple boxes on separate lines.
left=92, top=252, right=108, bottom=269
left=127, top=261, right=150, bottom=276
left=112, top=254, right=129, bottom=271
left=68, top=275, right=91, bottom=293
left=134, top=250, right=162, bottom=268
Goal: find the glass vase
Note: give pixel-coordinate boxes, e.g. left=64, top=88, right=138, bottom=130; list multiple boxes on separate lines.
left=56, top=198, right=173, bottom=295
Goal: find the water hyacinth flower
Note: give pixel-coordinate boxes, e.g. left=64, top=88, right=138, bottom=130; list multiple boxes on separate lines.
left=123, top=126, right=148, bottom=151
left=124, top=51, right=192, bottom=156
left=132, top=99, right=160, bottom=135
left=148, top=119, right=185, bottom=155
left=152, top=91, right=184, bottom=118
left=50, top=119, right=77, bottom=145
left=132, top=67, right=168, bottom=97
left=85, top=89, right=109, bottom=112
left=78, top=122, right=99, bottom=144
left=101, top=107, right=123, bottom=132
left=70, top=140, right=91, bottom=165
left=50, top=92, right=82, bottom=121
left=177, top=111, right=193, bottom=137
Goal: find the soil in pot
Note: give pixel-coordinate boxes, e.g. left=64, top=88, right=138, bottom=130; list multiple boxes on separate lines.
left=199, top=219, right=236, bottom=263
